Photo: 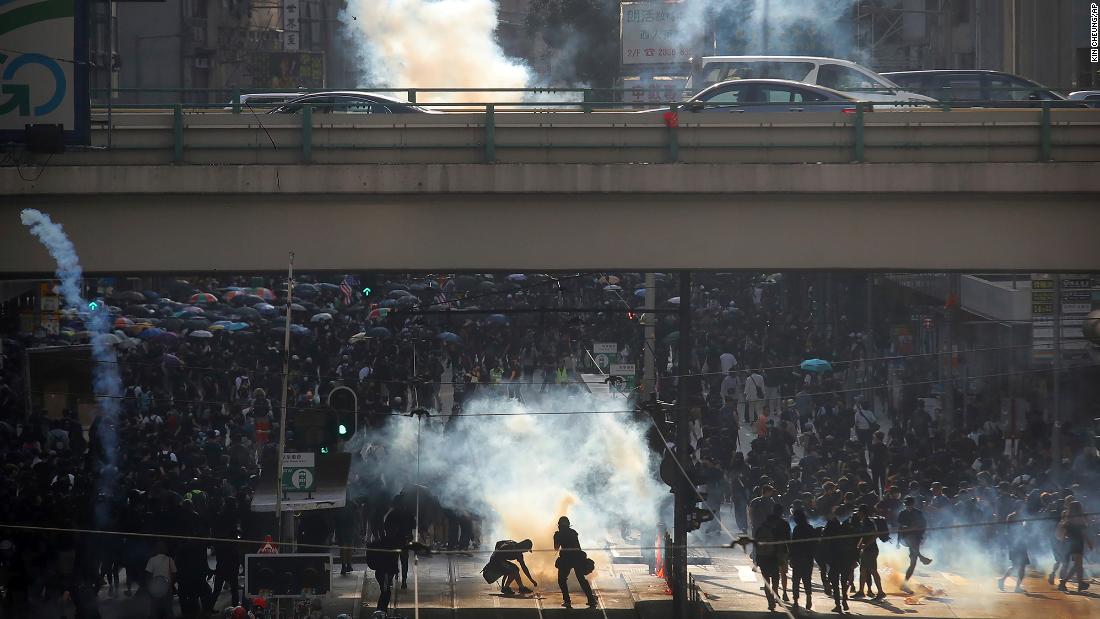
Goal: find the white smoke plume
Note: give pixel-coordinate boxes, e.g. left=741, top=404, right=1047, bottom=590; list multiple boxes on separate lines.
left=674, top=0, right=859, bottom=61
left=346, top=389, right=663, bottom=582
left=20, top=209, right=124, bottom=524
left=341, top=0, right=532, bottom=103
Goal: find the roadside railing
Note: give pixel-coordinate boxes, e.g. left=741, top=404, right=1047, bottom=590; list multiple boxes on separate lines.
left=17, top=88, right=1100, bottom=166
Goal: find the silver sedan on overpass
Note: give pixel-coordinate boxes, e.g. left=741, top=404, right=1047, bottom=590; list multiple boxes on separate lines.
left=640, top=79, right=868, bottom=114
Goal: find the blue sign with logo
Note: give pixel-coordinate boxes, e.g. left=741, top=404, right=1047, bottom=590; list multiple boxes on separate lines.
left=0, top=0, right=89, bottom=144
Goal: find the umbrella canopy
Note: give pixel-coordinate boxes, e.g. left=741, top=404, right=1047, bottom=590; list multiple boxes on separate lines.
left=485, top=314, right=510, bottom=325
left=189, top=293, right=218, bottom=304
left=310, top=312, right=333, bottom=323
left=436, top=331, right=461, bottom=343
left=138, top=327, right=166, bottom=341
left=387, top=289, right=413, bottom=299
left=349, top=332, right=370, bottom=343
left=189, top=330, right=214, bottom=339
left=634, top=288, right=647, bottom=298
left=116, top=290, right=147, bottom=303
left=317, top=282, right=341, bottom=292
left=800, top=359, right=833, bottom=373
left=365, top=326, right=392, bottom=338
left=273, top=324, right=311, bottom=337
left=255, top=304, right=279, bottom=318
left=153, top=331, right=180, bottom=345
left=162, top=354, right=183, bottom=367
left=293, top=283, right=319, bottom=297
left=93, top=333, right=124, bottom=346
left=505, top=273, right=528, bottom=283
left=232, top=306, right=261, bottom=320
left=368, top=307, right=391, bottom=320
left=478, top=281, right=497, bottom=291
left=142, top=290, right=161, bottom=301
left=252, top=287, right=276, bottom=301
left=114, top=317, right=134, bottom=329
left=223, top=290, right=246, bottom=303
left=278, top=303, right=306, bottom=312
left=667, top=297, right=680, bottom=305
left=603, top=285, right=623, bottom=292
left=233, top=294, right=264, bottom=306
left=379, top=298, right=398, bottom=308
left=184, top=318, right=210, bottom=330
left=597, top=275, right=621, bottom=285
left=396, top=296, right=418, bottom=307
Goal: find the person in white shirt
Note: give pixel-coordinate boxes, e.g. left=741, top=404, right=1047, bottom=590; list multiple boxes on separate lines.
left=743, top=370, right=765, bottom=425
left=719, top=352, right=738, bottom=374
left=853, top=399, right=878, bottom=450
left=145, top=542, right=177, bottom=619
left=720, top=371, right=740, bottom=408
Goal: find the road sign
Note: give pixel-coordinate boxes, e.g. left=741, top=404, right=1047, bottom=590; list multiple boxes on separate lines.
left=281, top=452, right=315, bottom=493
left=594, top=353, right=610, bottom=369
left=611, top=363, right=636, bottom=376
left=594, top=342, right=618, bottom=354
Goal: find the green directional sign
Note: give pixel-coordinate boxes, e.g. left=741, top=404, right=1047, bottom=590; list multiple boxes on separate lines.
left=281, top=452, right=316, bottom=492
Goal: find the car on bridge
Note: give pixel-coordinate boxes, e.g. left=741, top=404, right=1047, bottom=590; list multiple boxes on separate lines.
left=267, top=91, right=437, bottom=114
left=224, top=91, right=306, bottom=111
left=881, top=70, right=1088, bottom=108
left=685, top=56, right=935, bottom=104
left=1068, top=90, right=1100, bottom=108
left=639, top=79, right=867, bottom=114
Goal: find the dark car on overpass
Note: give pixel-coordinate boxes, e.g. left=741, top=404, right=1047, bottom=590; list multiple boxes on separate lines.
left=639, top=79, right=868, bottom=114
left=880, top=70, right=1087, bottom=108
left=268, top=91, right=437, bottom=114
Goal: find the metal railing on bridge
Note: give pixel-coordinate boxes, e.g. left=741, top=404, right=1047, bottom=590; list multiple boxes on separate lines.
left=15, top=87, right=1100, bottom=166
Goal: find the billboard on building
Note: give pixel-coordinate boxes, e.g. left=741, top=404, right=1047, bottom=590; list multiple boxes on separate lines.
left=245, top=51, right=324, bottom=89
left=620, top=1, right=692, bottom=67
left=0, top=0, right=89, bottom=144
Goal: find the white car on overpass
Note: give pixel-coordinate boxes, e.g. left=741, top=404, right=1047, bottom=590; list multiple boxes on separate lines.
left=684, top=55, right=937, bottom=104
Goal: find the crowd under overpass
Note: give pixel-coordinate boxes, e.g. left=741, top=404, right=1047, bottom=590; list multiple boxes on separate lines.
left=1, top=109, right=1098, bottom=274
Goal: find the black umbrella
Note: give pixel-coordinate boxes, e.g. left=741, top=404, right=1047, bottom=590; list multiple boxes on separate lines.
left=115, top=290, right=146, bottom=303
left=232, top=307, right=261, bottom=321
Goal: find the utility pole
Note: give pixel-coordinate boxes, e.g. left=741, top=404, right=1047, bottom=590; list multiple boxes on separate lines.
left=1052, top=275, right=1062, bottom=477
left=673, top=271, right=692, bottom=619
left=643, top=273, right=657, bottom=398
left=274, top=252, right=294, bottom=543
left=943, top=273, right=959, bottom=436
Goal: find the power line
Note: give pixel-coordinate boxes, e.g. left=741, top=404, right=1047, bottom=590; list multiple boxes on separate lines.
left=24, top=340, right=1045, bottom=392
left=0, top=510, right=1086, bottom=556
left=23, top=362, right=1100, bottom=419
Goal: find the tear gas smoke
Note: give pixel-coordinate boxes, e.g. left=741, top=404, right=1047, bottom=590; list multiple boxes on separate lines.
left=347, top=389, right=663, bottom=584
left=20, top=209, right=123, bottom=525
left=341, top=0, right=532, bottom=103
left=675, top=0, right=858, bottom=60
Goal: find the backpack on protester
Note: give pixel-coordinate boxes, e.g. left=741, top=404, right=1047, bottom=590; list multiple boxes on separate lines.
left=858, top=408, right=880, bottom=433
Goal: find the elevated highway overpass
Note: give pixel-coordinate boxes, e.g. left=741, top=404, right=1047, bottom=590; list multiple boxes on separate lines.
left=1, top=108, right=1098, bottom=274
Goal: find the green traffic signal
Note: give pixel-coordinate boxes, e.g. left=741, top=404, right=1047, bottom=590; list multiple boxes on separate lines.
left=362, top=287, right=372, bottom=296
left=320, top=446, right=329, bottom=454
left=338, top=424, right=348, bottom=436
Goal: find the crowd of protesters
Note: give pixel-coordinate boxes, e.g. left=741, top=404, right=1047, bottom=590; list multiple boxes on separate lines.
left=0, top=271, right=1096, bottom=617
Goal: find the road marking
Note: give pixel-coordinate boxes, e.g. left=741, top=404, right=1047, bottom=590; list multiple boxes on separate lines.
left=940, top=572, right=969, bottom=586
left=736, top=566, right=758, bottom=582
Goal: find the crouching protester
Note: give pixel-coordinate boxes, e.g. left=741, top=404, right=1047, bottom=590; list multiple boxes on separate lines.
left=481, top=539, right=537, bottom=596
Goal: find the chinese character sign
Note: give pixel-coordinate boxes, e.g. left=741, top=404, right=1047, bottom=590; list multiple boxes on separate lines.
left=621, top=1, right=692, bottom=66
left=283, top=0, right=300, bottom=50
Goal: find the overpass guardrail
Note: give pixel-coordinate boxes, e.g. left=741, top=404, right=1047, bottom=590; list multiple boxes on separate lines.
left=7, top=95, right=1100, bottom=166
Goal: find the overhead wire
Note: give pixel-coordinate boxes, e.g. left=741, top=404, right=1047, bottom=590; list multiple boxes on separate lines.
left=21, top=361, right=1100, bottom=419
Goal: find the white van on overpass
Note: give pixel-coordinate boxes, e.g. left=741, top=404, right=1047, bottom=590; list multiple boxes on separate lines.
left=685, top=56, right=936, bottom=104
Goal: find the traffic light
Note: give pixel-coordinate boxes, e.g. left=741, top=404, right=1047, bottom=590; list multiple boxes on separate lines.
left=684, top=499, right=714, bottom=532
left=245, top=553, right=332, bottom=597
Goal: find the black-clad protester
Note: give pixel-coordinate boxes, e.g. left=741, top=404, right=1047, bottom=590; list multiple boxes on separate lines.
left=553, top=517, right=597, bottom=609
